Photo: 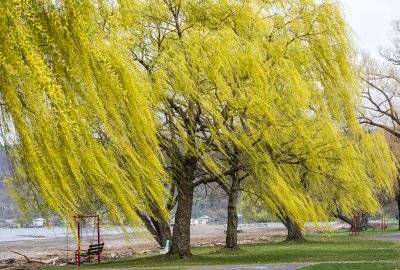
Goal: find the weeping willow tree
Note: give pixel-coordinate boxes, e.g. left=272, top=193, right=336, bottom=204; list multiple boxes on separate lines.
left=241, top=129, right=395, bottom=241
left=0, top=0, right=169, bottom=228
left=192, top=1, right=397, bottom=244
left=128, top=0, right=397, bottom=255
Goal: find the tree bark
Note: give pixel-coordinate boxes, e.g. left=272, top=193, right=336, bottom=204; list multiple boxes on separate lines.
left=333, top=210, right=354, bottom=228
left=136, top=209, right=171, bottom=246
left=225, top=175, right=240, bottom=249
left=170, top=156, right=197, bottom=257
left=396, top=193, right=400, bottom=230
left=157, top=220, right=172, bottom=247
left=284, top=217, right=304, bottom=241
left=360, top=213, right=368, bottom=232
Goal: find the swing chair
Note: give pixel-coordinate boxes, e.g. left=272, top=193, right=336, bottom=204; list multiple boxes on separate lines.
left=70, top=215, right=104, bottom=267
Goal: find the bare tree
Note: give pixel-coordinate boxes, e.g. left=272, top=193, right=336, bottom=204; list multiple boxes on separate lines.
left=359, top=21, right=400, bottom=229
left=359, top=21, right=400, bottom=136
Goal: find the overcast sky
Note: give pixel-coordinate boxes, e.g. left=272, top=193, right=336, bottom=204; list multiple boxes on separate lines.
left=342, top=0, right=399, bottom=58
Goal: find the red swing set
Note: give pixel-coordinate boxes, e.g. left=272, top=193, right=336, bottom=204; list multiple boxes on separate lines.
left=352, top=212, right=387, bottom=235
left=352, top=212, right=361, bottom=235
left=73, top=215, right=104, bottom=267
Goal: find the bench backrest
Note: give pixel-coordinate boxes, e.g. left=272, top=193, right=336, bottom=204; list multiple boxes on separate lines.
left=87, top=243, right=104, bottom=255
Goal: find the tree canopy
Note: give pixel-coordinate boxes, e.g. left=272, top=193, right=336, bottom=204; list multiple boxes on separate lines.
left=0, top=0, right=168, bottom=226
left=0, top=0, right=397, bottom=255
left=129, top=0, right=398, bottom=251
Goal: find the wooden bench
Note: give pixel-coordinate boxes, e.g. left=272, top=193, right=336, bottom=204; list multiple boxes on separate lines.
left=75, top=243, right=104, bottom=264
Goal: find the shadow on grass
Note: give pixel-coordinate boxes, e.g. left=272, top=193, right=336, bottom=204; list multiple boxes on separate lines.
left=208, top=247, right=245, bottom=255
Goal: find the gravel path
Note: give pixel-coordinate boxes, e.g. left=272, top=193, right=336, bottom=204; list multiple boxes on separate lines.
left=189, top=263, right=315, bottom=269
left=89, top=263, right=316, bottom=270
left=368, top=233, right=400, bottom=241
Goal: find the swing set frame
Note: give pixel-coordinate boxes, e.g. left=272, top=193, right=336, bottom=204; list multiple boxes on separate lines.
left=74, top=214, right=102, bottom=267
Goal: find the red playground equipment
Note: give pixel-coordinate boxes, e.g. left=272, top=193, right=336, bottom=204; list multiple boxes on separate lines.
left=352, top=213, right=361, bottom=235
left=74, top=215, right=103, bottom=267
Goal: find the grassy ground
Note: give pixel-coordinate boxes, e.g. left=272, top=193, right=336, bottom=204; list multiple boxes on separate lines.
left=45, top=229, right=400, bottom=269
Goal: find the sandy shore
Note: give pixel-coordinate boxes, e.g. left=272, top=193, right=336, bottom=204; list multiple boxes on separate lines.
left=0, top=224, right=289, bottom=261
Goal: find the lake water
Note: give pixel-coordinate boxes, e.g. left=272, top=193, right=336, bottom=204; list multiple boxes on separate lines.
left=0, top=226, right=126, bottom=242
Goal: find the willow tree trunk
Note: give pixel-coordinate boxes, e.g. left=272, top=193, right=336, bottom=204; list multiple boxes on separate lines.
left=397, top=194, right=400, bottom=230
left=285, top=217, right=304, bottom=241
left=170, top=156, right=196, bottom=257
left=158, top=221, right=172, bottom=246
left=334, top=211, right=354, bottom=229
left=360, top=213, right=368, bottom=231
left=137, top=208, right=172, bottom=246
left=225, top=176, right=240, bottom=249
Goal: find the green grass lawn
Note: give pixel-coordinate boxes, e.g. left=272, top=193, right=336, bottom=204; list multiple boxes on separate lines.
left=45, top=229, right=400, bottom=269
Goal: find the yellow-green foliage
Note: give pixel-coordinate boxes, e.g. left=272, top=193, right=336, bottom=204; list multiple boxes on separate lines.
left=0, top=0, right=396, bottom=232
left=0, top=0, right=168, bottom=226
left=130, top=0, right=397, bottom=225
